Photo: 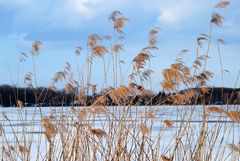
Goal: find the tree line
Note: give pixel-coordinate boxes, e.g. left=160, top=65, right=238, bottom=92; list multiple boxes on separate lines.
left=0, top=84, right=239, bottom=107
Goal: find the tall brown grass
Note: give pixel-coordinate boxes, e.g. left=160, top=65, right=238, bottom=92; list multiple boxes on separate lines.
left=1, top=1, right=240, bottom=161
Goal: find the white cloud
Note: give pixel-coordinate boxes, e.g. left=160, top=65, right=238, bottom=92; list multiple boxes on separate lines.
left=3, top=0, right=109, bottom=30
left=157, top=2, right=194, bottom=24
left=47, top=0, right=115, bottom=29
left=156, top=0, right=210, bottom=25
left=68, top=0, right=104, bottom=18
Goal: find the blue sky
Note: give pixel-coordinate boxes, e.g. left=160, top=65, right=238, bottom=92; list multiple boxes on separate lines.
left=0, top=0, right=240, bottom=89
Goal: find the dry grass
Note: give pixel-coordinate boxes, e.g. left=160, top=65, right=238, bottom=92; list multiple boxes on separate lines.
left=1, top=1, right=240, bottom=161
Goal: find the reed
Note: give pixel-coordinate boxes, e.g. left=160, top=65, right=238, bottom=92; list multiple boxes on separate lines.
left=1, top=1, right=240, bottom=161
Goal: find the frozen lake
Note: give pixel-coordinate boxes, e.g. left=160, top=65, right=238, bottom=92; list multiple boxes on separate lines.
left=0, top=105, right=240, bottom=160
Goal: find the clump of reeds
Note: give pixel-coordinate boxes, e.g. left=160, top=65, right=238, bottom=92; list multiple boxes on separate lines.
left=41, top=116, right=57, bottom=143
left=163, top=119, right=174, bottom=127
left=88, top=124, right=107, bottom=138
left=228, top=143, right=240, bottom=156
left=161, top=154, right=171, bottom=161
left=3, top=1, right=240, bottom=161
left=226, top=110, right=240, bottom=122
left=208, top=106, right=225, bottom=114
left=139, top=123, right=149, bottom=135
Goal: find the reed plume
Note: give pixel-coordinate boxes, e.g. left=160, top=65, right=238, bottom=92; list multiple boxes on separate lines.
left=75, top=46, right=82, bottom=56
left=197, top=34, right=208, bottom=49
left=226, top=110, right=240, bottom=122
left=31, top=40, right=42, bottom=56
left=211, top=13, right=224, bottom=27
left=215, top=1, right=230, bottom=8
left=65, top=82, right=74, bottom=92
left=109, top=11, right=129, bottom=34
left=87, top=124, right=107, bottom=138
left=161, top=155, right=171, bottom=161
left=148, top=27, right=160, bottom=48
left=208, top=106, right=225, bottom=114
left=163, top=119, right=174, bottom=127
left=92, top=45, right=108, bottom=57
left=16, top=100, right=24, bottom=108
left=228, top=143, right=240, bottom=155
left=113, top=44, right=124, bottom=53
left=139, top=123, right=149, bottom=135
left=41, top=116, right=57, bottom=143
left=133, top=51, right=151, bottom=70
left=19, top=52, right=28, bottom=62
left=19, top=145, right=29, bottom=154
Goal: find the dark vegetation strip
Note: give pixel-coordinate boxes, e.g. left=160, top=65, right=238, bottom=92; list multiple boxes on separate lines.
left=0, top=84, right=239, bottom=107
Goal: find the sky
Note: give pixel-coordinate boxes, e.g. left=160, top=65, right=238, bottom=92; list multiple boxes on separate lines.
left=0, top=0, right=240, bottom=90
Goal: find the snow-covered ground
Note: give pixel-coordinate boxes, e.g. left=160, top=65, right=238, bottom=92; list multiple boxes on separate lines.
left=0, top=105, right=239, bottom=160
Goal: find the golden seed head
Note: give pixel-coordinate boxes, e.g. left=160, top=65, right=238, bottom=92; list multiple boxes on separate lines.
left=17, top=100, right=24, bottom=108
left=161, top=155, right=171, bottom=161
left=92, top=45, right=108, bottom=57
left=208, top=106, right=225, bottom=114
left=228, top=143, right=240, bottom=155
left=215, top=1, right=230, bottom=8
left=19, top=145, right=29, bottom=154
left=226, top=110, right=240, bottom=122
left=31, top=40, right=42, bottom=56
left=164, top=119, right=174, bottom=127
left=65, top=83, right=74, bottom=92
left=139, top=123, right=149, bottom=135
left=88, top=124, right=107, bottom=138
left=211, top=13, right=224, bottom=27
